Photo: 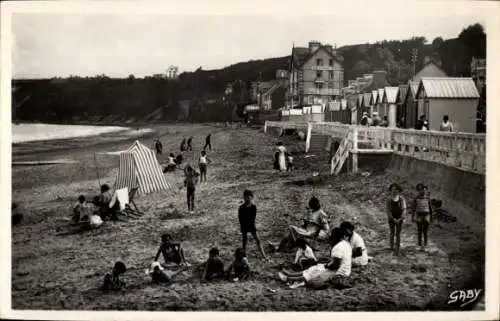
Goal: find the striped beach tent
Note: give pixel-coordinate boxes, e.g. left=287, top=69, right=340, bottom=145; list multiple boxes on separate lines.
left=114, top=140, right=172, bottom=195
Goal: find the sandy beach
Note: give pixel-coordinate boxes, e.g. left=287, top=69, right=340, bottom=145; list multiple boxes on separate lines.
left=11, top=123, right=484, bottom=311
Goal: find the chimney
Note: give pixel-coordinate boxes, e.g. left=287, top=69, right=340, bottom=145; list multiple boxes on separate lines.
left=308, top=41, right=321, bottom=53
left=372, top=70, right=387, bottom=89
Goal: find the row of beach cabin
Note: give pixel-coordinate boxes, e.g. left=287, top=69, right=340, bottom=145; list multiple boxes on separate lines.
left=280, top=77, right=481, bottom=133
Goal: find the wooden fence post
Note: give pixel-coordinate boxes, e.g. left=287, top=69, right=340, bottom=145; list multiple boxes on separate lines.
left=305, top=122, right=312, bottom=153
left=351, top=127, right=358, bottom=174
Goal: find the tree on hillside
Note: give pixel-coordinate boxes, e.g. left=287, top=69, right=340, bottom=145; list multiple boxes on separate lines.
left=458, top=23, right=486, bottom=58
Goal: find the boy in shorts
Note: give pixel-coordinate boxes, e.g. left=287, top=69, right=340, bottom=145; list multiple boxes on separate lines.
left=238, top=190, right=268, bottom=260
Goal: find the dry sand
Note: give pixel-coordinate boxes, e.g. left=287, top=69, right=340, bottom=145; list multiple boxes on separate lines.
left=11, top=124, right=484, bottom=311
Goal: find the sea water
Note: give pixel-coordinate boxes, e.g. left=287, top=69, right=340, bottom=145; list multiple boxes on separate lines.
left=12, top=123, right=129, bottom=143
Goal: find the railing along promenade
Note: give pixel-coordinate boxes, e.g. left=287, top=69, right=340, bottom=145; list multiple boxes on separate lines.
left=264, top=120, right=486, bottom=174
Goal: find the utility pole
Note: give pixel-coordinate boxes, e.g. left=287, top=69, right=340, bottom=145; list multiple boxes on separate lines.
left=411, top=48, right=418, bottom=79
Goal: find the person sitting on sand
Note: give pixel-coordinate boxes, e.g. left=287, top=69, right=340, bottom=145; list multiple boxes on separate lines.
left=226, top=248, right=250, bottom=282
left=294, top=237, right=317, bottom=270
left=154, top=233, right=189, bottom=267
left=269, top=197, right=330, bottom=252
left=175, top=153, right=183, bottom=166
left=96, top=184, right=118, bottom=220
left=146, top=261, right=188, bottom=284
left=202, top=247, right=225, bottom=282
left=101, top=261, right=127, bottom=292
left=340, top=221, right=369, bottom=266
left=72, top=195, right=92, bottom=225
left=187, top=136, right=193, bottom=151
left=12, top=202, right=23, bottom=226
left=277, top=228, right=352, bottom=290
left=163, top=153, right=178, bottom=173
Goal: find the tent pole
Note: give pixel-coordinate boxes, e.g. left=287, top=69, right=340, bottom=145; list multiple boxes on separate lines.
left=94, top=152, right=101, bottom=189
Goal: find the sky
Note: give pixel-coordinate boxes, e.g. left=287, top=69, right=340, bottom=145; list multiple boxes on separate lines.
left=7, top=0, right=494, bottom=79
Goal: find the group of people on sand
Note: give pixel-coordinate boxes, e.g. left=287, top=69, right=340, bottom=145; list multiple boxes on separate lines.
left=70, top=183, right=125, bottom=230
left=96, top=182, right=434, bottom=292
left=66, top=129, right=436, bottom=293
left=158, top=134, right=212, bottom=174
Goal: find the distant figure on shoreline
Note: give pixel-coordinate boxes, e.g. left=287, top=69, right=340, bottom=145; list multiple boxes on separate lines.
left=180, top=138, right=187, bottom=152
left=204, top=134, right=212, bottom=151
left=187, top=136, right=193, bottom=151
left=155, top=139, right=163, bottom=155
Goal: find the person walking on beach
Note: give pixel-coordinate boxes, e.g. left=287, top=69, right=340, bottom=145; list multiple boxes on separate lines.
left=386, top=183, right=407, bottom=256
left=154, top=139, right=163, bottom=156
left=238, top=190, right=268, bottom=260
left=187, top=136, right=193, bottom=151
left=204, top=134, right=212, bottom=151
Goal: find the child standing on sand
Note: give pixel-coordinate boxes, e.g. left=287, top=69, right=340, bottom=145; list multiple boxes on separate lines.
left=386, top=183, right=407, bottom=256
left=198, top=151, right=211, bottom=183
left=238, top=190, right=268, bottom=260
left=411, top=183, right=433, bottom=249
left=180, top=166, right=198, bottom=213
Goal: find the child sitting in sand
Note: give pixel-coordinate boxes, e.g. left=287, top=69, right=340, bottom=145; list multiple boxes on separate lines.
left=202, top=247, right=225, bottom=282
left=146, top=261, right=188, bottom=284
left=154, top=233, right=189, bottom=266
left=278, top=228, right=352, bottom=290
left=101, top=261, right=127, bottom=292
left=72, top=195, right=92, bottom=225
left=340, top=221, right=370, bottom=266
left=294, top=238, right=317, bottom=270
left=226, top=248, right=250, bottom=282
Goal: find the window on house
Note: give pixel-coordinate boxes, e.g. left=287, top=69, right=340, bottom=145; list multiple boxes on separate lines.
left=329, top=59, right=333, bottom=66
left=329, top=71, right=333, bottom=79
left=317, top=83, right=324, bottom=90
left=316, top=59, right=323, bottom=66
left=316, top=71, right=322, bottom=78
left=328, top=82, right=333, bottom=89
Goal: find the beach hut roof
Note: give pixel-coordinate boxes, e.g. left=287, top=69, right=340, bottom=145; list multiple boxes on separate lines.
left=416, top=77, right=480, bottom=99
left=382, top=87, right=400, bottom=104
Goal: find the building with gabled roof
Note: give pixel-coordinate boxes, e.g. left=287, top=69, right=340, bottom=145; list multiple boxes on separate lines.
left=415, top=77, right=480, bottom=133
left=289, top=41, right=344, bottom=106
